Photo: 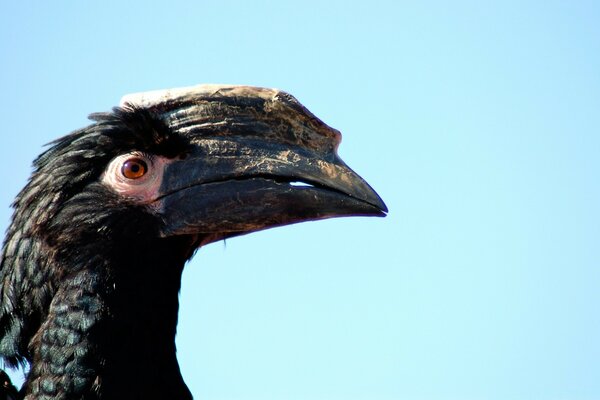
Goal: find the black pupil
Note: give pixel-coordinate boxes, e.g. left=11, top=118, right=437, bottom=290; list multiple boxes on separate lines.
left=130, top=163, right=140, bottom=173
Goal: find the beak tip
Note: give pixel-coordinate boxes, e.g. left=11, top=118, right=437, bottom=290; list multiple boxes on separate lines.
left=375, top=202, right=389, bottom=216
left=362, top=188, right=388, bottom=215
left=372, top=192, right=388, bottom=213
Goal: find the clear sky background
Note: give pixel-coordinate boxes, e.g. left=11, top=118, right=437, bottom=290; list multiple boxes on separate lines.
left=1, top=2, right=599, bottom=399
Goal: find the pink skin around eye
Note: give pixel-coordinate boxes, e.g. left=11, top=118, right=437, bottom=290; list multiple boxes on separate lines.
left=101, top=154, right=172, bottom=204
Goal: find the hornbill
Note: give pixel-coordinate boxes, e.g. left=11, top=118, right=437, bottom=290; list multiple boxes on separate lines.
left=0, top=84, right=387, bottom=399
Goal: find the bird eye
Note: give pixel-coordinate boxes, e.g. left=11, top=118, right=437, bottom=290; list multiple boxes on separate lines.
left=121, top=158, right=148, bottom=179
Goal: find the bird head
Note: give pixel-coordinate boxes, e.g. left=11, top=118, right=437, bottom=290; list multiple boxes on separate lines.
left=0, top=84, right=387, bottom=379
left=15, top=85, right=386, bottom=247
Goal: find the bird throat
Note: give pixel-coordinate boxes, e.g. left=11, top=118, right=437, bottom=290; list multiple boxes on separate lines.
left=23, top=235, right=199, bottom=399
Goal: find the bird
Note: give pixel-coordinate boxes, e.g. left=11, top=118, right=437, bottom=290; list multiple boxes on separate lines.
left=0, top=84, right=387, bottom=399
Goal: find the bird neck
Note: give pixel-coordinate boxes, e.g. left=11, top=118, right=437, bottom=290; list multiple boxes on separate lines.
left=24, top=235, right=198, bottom=399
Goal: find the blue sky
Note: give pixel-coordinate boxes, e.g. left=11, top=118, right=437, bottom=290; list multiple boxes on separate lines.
left=1, top=1, right=599, bottom=399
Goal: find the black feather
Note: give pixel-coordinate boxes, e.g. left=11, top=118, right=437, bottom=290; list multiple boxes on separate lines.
left=1, top=107, right=196, bottom=398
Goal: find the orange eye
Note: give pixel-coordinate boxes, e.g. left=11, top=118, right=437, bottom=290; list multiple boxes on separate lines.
left=121, top=158, right=148, bottom=179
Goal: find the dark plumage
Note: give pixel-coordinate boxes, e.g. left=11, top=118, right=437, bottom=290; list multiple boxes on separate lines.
left=0, top=85, right=386, bottom=399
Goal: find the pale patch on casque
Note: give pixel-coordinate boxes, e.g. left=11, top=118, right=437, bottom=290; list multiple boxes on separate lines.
left=120, top=84, right=281, bottom=108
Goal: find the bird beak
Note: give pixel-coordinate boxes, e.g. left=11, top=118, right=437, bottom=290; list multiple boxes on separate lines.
left=123, top=84, right=387, bottom=244
left=156, top=137, right=387, bottom=243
